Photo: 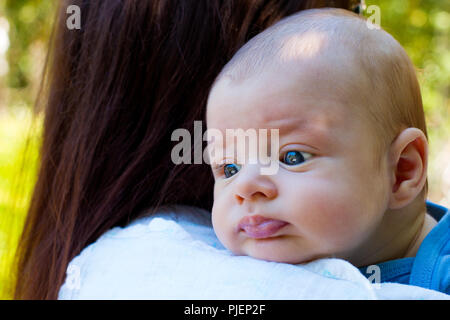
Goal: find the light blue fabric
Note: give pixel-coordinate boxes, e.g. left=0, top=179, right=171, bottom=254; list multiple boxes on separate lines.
left=359, top=201, right=450, bottom=294
left=58, top=205, right=449, bottom=299
left=360, top=258, right=414, bottom=284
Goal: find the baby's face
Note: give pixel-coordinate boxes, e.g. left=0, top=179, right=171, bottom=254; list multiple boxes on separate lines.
left=206, top=62, right=392, bottom=264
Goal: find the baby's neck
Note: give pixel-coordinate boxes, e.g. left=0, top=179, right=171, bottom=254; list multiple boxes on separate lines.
left=350, top=204, right=437, bottom=267
left=402, top=212, right=437, bottom=258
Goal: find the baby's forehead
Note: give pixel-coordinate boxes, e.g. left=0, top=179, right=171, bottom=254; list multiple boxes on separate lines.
left=207, top=77, right=375, bottom=161
left=208, top=67, right=354, bottom=134
left=209, top=21, right=384, bottom=117
left=210, top=50, right=360, bottom=114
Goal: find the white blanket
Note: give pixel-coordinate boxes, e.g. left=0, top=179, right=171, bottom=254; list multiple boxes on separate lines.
left=58, top=205, right=449, bottom=300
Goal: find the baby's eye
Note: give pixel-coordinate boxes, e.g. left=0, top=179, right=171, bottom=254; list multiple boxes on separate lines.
left=280, top=150, right=312, bottom=166
left=223, top=163, right=241, bottom=178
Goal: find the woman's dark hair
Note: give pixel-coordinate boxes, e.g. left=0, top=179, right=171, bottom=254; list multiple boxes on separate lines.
left=14, top=0, right=354, bottom=299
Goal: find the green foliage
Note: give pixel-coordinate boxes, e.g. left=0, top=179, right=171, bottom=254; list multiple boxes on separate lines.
left=0, top=109, right=41, bottom=299
left=365, top=0, right=450, bottom=144
left=4, top=0, right=54, bottom=90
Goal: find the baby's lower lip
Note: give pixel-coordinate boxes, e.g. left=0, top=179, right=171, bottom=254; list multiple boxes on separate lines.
left=238, top=217, right=288, bottom=239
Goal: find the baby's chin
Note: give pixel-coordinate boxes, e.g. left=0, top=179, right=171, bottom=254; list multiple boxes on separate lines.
left=242, top=252, right=318, bottom=264
left=235, top=238, right=326, bottom=265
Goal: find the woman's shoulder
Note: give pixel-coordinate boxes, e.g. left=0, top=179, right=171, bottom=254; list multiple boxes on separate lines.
left=62, top=205, right=224, bottom=262
left=103, top=205, right=217, bottom=241
left=57, top=205, right=227, bottom=299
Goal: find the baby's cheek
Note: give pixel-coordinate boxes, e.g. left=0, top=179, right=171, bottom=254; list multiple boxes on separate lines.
left=211, top=197, right=242, bottom=254
left=292, top=184, right=368, bottom=249
left=316, top=199, right=364, bottom=246
left=211, top=202, right=227, bottom=240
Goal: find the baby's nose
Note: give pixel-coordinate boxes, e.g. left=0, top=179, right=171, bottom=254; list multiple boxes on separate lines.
left=234, top=165, right=278, bottom=204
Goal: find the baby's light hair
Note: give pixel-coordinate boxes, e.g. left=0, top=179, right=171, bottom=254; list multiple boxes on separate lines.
left=212, top=7, right=428, bottom=199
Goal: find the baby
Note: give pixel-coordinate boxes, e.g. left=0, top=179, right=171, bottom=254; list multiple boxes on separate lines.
left=206, top=8, right=449, bottom=294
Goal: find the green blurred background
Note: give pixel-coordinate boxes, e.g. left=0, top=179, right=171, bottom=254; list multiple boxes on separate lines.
left=0, top=0, right=448, bottom=299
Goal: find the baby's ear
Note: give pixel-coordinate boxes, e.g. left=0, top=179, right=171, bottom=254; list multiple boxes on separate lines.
left=388, top=128, right=428, bottom=209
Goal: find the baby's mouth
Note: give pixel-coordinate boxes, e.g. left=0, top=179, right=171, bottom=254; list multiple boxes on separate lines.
left=238, top=215, right=289, bottom=239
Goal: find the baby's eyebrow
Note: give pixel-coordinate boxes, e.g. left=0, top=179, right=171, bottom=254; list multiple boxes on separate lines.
left=277, top=122, right=304, bottom=135
left=206, top=116, right=331, bottom=158
left=266, top=118, right=314, bottom=136
left=268, top=118, right=331, bottom=150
